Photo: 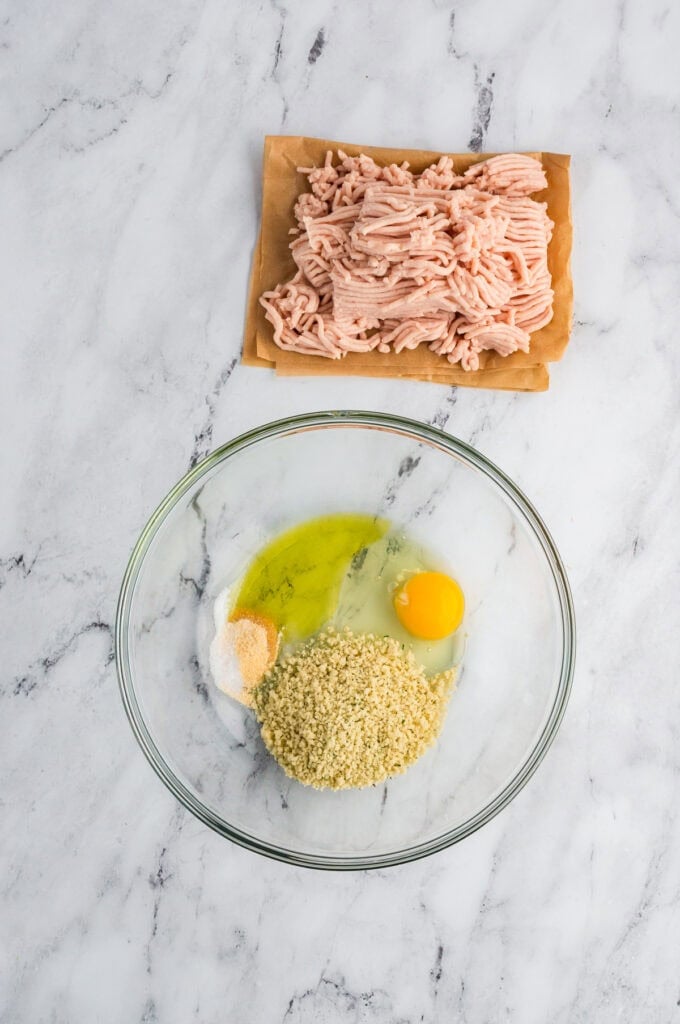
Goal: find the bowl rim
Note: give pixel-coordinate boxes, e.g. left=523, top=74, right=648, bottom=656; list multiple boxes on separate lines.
left=115, top=410, right=576, bottom=870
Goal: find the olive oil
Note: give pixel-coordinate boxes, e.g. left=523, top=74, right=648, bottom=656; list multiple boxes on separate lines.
left=233, top=513, right=389, bottom=641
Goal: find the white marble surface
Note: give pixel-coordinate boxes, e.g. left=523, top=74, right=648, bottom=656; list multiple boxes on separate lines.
left=2, top=0, right=679, bottom=1020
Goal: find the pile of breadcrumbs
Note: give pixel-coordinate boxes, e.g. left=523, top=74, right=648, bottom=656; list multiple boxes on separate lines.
left=252, top=627, right=456, bottom=790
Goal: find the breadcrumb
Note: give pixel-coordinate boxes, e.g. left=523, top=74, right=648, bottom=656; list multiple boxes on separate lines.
left=253, top=627, right=456, bottom=790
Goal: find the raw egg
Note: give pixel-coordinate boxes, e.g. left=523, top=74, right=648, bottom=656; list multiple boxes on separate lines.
left=334, top=534, right=462, bottom=674
left=394, top=571, right=465, bottom=640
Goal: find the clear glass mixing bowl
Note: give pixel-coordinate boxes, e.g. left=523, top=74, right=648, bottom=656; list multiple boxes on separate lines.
left=116, top=411, right=575, bottom=869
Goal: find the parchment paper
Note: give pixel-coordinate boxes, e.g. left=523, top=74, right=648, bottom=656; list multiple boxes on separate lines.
left=243, top=136, right=572, bottom=392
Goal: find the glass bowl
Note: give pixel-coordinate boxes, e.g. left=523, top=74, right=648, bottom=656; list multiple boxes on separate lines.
left=116, top=411, right=575, bottom=869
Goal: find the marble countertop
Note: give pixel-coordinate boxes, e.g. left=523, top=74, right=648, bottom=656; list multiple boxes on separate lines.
left=3, top=0, right=679, bottom=1020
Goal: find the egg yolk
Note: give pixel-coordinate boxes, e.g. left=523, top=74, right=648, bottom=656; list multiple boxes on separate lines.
left=393, top=571, right=465, bottom=640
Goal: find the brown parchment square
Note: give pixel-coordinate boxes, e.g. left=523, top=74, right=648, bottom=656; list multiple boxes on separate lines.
left=242, top=136, right=572, bottom=392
